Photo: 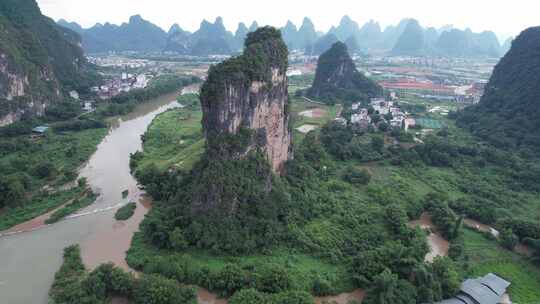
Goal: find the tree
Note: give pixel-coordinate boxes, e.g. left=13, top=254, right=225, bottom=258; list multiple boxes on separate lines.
left=257, top=265, right=291, bottom=293
left=0, top=177, right=25, bottom=208
left=213, top=264, right=248, bottom=297
left=432, top=257, right=460, bottom=298
left=500, top=228, right=519, bottom=250
left=343, top=166, right=372, bottom=185
left=230, top=289, right=269, bottom=304
left=363, top=269, right=416, bottom=304
left=378, top=122, right=389, bottom=132
left=385, top=204, right=409, bottom=236
left=134, top=274, right=195, bottom=304
left=169, top=227, right=188, bottom=251
left=272, top=291, right=314, bottom=304
left=33, top=161, right=57, bottom=179
left=413, top=264, right=441, bottom=303
left=371, top=136, right=384, bottom=152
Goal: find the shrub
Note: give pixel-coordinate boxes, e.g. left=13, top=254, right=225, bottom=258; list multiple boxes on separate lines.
left=134, top=274, right=196, bottom=304
left=169, top=227, right=188, bottom=251
left=499, top=228, right=519, bottom=250
left=343, top=167, right=371, bottom=185
left=33, top=161, right=57, bottom=179
left=256, top=265, right=291, bottom=293
left=115, top=202, right=136, bottom=221
left=230, top=289, right=269, bottom=304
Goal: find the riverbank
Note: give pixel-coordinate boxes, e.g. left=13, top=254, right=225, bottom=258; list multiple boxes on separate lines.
left=0, top=92, right=186, bottom=304
left=0, top=75, right=200, bottom=233
left=0, top=128, right=107, bottom=231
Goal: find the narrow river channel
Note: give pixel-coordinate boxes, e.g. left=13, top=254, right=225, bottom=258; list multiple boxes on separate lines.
left=0, top=92, right=181, bottom=304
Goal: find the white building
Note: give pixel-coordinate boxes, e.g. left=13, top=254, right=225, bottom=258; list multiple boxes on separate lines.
left=133, top=74, right=148, bottom=89
left=69, top=90, right=80, bottom=100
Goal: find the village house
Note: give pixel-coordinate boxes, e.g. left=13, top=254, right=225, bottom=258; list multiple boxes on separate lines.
left=351, top=108, right=372, bottom=129
left=435, top=273, right=511, bottom=304
left=404, top=118, right=416, bottom=131
left=334, top=117, right=347, bottom=126
left=31, top=126, right=49, bottom=139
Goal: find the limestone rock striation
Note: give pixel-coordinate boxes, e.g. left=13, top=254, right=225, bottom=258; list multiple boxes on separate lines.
left=200, top=26, right=292, bottom=173
left=155, top=27, right=293, bottom=254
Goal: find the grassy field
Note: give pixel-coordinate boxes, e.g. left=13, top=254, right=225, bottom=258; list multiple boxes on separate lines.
left=290, top=97, right=339, bottom=142
left=415, top=118, right=444, bottom=129
left=135, top=94, right=338, bottom=173
left=463, top=228, right=540, bottom=303
left=135, top=95, right=204, bottom=172
left=129, top=233, right=356, bottom=293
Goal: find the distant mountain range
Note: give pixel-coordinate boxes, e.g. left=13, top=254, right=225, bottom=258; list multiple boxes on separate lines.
left=57, top=15, right=509, bottom=58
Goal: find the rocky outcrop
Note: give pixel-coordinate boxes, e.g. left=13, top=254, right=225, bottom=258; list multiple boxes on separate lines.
left=307, top=42, right=382, bottom=103
left=1, top=0, right=93, bottom=125
left=200, top=26, right=292, bottom=173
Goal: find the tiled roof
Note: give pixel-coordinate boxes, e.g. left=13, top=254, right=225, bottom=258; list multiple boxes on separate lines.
left=479, top=273, right=511, bottom=296
left=434, top=273, right=510, bottom=304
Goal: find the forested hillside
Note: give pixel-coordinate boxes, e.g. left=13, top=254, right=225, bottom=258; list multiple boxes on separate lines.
left=0, top=0, right=97, bottom=125
left=457, top=26, right=540, bottom=154
left=306, top=42, right=383, bottom=103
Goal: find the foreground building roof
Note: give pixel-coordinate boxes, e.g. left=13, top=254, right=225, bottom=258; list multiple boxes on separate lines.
left=434, top=273, right=510, bottom=304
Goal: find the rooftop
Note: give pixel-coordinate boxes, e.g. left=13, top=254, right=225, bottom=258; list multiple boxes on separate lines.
left=32, top=126, right=49, bottom=134
left=434, top=273, right=511, bottom=304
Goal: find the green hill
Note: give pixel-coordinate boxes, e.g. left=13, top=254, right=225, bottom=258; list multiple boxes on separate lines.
left=306, top=42, right=383, bottom=103
left=0, top=0, right=96, bottom=125
left=457, top=26, right=540, bottom=153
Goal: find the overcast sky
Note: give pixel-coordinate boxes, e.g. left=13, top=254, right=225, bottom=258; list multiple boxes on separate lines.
left=37, top=0, right=538, bottom=42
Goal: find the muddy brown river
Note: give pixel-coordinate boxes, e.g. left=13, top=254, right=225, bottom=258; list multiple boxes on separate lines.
left=0, top=92, right=181, bottom=304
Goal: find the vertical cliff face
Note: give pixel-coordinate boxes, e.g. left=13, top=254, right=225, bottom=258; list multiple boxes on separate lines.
left=0, top=0, right=93, bottom=125
left=200, top=26, right=292, bottom=173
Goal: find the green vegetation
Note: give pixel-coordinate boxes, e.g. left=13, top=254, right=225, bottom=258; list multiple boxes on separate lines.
left=456, top=27, right=540, bottom=155
left=289, top=98, right=338, bottom=142
left=305, top=42, right=382, bottom=104
left=0, top=72, right=201, bottom=231
left=463, top=228, right=540, bottom=303
left=0, top=126, right=106, bottom=229
left=0, top=184, right=88, bottom=231
left=114, top=202, right=137, bottom=221
left=95, top=75, right=200, bottom=118
left=130, top=94, right=204, bottom=172
left=127, top=92, right=466, bottom=302
left=49, top=245, right=196, bottom=304
left=0, top=0, right=99, bottom=119
left=128, top=84, right=540, bottom=302
left=45, top=190, right=97, bottom=224
left=127, top=233, right=354, bottom=297
left=200, top=26, right=288, bottom=103
left=230, top=289, right=314, bottom=304
left=115, top=26, right=540, bottom=304
left=415, top=118, right=444, bottom=129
